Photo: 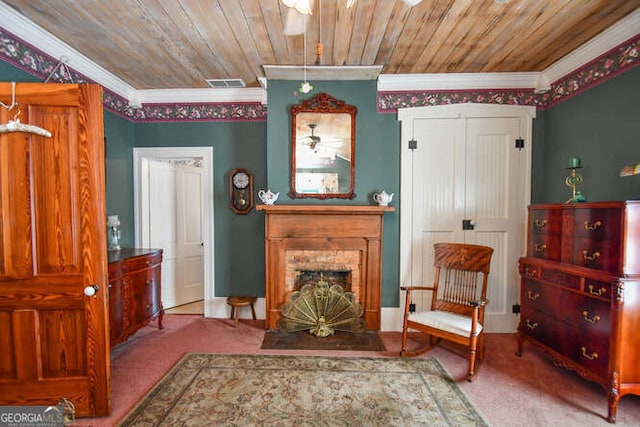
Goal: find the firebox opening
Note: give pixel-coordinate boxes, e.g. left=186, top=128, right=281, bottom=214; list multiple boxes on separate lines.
left=295, top=270, right=352, bottom=293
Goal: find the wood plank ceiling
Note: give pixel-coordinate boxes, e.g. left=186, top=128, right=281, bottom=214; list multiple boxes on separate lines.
left=2, top=0, right=639, bottom=89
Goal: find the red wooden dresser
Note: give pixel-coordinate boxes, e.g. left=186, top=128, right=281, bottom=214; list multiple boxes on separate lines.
left=517, top=201, right=640, bottom=423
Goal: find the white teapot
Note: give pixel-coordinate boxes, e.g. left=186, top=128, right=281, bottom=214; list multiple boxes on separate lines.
left=258, top=189, right=279, bottom=205
left=373, top=190, right=394, bottom=206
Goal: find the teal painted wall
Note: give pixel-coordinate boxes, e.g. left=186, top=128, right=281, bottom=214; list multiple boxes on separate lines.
left=134, top=121, right=267, bottom=297
left=104, top=111, right=136, bottom=247
left=537, top=66, right=640, bottom=203
left=266, top=80, right=400, bottom=306
left=0, top=60, right=40, bottom=81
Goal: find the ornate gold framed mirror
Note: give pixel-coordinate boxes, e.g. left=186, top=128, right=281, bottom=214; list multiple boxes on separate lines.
left=289, top=92, right=357, bottom=199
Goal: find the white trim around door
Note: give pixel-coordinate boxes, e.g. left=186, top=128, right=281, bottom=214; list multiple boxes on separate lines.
left=133, top=147, right=216, bottom=317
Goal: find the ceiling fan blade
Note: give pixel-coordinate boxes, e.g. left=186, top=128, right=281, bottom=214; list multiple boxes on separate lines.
left=284, top=8, right=307, bottom=35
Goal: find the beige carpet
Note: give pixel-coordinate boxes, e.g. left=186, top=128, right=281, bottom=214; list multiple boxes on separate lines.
left=118, top=353, right=488, bottom=426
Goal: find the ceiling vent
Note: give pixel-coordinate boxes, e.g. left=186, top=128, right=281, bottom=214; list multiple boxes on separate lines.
left=206, top=79, right=246, bottom=88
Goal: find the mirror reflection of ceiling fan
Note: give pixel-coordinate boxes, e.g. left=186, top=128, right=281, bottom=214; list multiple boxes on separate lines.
left=303, top=123, right=350, bottom=161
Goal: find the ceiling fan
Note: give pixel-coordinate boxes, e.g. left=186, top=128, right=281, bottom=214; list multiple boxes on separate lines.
left=306, top=123, right=321, bottom=150
left=302, top=123, right=352, bottom=161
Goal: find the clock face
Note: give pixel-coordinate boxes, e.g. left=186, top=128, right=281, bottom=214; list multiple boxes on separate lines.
left=233, top=171, right=250, bottom=189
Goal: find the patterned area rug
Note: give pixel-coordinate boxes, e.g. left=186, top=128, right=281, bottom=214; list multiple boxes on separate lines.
left=119, top=354, right=489, bottom=426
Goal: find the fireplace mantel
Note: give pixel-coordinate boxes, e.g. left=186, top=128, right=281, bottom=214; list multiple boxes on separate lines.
left=256, top=205, right=395, bottom=215
left=257, top=204, right=395, bottom=331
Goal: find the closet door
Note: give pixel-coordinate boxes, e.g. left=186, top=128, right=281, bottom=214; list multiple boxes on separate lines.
left=0, top=83, right=110, bottom=416
left=399, top=104, right=535, bottom=332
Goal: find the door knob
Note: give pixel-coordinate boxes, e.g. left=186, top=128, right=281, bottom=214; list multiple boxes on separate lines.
left=84, top=284, right=99, bottom=297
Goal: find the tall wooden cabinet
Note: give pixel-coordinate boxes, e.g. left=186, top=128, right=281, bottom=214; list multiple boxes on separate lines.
left=108, top=248, right=163, bottom=348
left=517, top=201, right=640, bottom=423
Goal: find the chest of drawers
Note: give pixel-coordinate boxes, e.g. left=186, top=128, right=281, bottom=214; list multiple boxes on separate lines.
left=517, top=201, right=640, bottom=423
left=108, top=248, right=164, bottom=348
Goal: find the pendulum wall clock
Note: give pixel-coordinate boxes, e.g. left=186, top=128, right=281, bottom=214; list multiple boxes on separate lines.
left=229, top=168, right=254, bottom=214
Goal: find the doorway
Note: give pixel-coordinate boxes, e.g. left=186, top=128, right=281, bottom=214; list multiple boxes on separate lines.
left=133, top=147, right=214, bottom=316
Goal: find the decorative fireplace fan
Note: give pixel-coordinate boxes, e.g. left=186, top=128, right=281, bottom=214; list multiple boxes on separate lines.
left=279, top=277, right=364, bottom=337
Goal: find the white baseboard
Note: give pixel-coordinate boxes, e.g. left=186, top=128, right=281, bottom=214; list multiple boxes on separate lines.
left=203, top=299, right=517, bottom=333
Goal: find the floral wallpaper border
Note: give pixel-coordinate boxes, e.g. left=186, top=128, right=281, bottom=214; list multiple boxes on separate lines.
left=1, top=27, right=638, bottom=122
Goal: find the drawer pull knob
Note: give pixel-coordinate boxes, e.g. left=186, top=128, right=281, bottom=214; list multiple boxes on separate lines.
left=584, top=220, right=602, bottom=230
left=534, top=243, right=547, bottom=253
left=588, top=285, right=607, bottom=296
left=526, top=319, right=538, bottom=330
left=582, top=250, right=600, bottom=262
left=580, top=346, right=598, bottom=361
left=524, top=268, right=536, bottom=277
left=527, top=291, right=540, bottom=301
left=534, top=219, right=547, bottom=229
left=582, top=311, right=601, bottom=324
left=145, top=279, right=152, bottom=286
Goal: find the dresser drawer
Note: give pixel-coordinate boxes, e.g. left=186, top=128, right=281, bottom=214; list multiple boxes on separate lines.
left=520, top=307, right=609, bottom=379
left=122, top=252, right=162, bottom=274
left=571, top=208, right=622, bottom=240
left=521, top=278, right=611, bottom=336
left=528, top=209, right=562, bottom=260
left=570, top=237, right=621, bottom=272
left=573, top=330, right=610, bottom=380
left=539, top=267, right=581, bottom=291
left=520, top=279, right=567, bottom=318
left=528, top=236, right=561, bottom=261
left=519, top=306, right=578, bottom=355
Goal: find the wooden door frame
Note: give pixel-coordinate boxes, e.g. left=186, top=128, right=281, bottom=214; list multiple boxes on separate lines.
left=133, top=147, right=214, bottom=316
left=395, top=103, right=536, bottom=332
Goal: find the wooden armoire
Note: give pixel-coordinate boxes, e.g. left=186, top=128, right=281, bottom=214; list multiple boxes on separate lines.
left=0, top=83, right=110, bottom=417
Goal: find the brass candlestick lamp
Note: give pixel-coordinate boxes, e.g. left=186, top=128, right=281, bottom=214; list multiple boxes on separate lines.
left=565, top=157, right=586, bottom=203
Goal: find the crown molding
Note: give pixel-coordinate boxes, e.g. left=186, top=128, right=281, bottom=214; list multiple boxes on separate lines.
left=135, top=87, right=268, bottom=106
left=263, top=65, right=383, bottom=80
left=0, top=2, right=136, bottom=101
left=542, top=8, right=640, bottom=84
left=377, top=72, right=542, bottom=91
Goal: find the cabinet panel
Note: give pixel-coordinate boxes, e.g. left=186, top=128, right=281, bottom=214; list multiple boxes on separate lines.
left=108, top=278, right=123, bottom=345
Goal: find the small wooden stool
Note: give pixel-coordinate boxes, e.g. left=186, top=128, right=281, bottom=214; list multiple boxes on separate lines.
left=227, top=296, right=257, bottom=327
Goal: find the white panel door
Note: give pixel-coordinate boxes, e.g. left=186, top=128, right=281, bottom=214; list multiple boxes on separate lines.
left=148, top=159, right=178, bottom=308
left=400, top=104, right=534, bottom=332
left=464, top=117, right=527, bottom=331
left=408, top=117, right=466, bottom=310
left=175, top=162, right=205, bottom=306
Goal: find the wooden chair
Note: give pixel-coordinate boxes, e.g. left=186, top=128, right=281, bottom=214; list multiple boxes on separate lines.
left=400, top=242, right=494, bottom=381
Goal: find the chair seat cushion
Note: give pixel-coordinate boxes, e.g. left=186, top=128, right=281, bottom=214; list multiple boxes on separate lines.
left=408, top=310, right=482, bottom=337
